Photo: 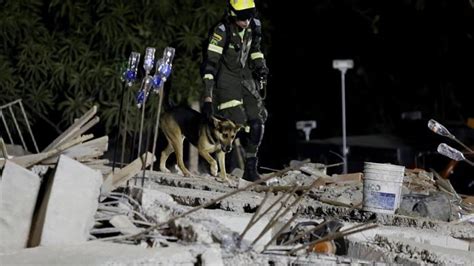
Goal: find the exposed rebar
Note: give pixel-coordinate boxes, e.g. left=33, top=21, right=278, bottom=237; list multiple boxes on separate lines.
left=112, top=80, right=128, bottom=173
left=250, top=185, right=300, bottom=246
left=240, top=189, right=272, bottom=239
left=251, top=177, right=322, bottom=247
left=280, top=220, right=330, bottom=246
left=263, top=209, right=300, bottom=250
left=287, top=223, right=378, bottom=255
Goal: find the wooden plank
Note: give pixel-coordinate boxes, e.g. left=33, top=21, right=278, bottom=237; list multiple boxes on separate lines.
left=101, top=152, right=155, bottom=195
left=41, top=136, right=108, bottom=164
left=299, top=165, right=331, bottom=178
left=83, top=159, right=110, bottom=165
left=67, top=116, right=100, bottom=143
left=42, top=105, right=97, bottom=152
left=0, top=135, right=92, bottom=169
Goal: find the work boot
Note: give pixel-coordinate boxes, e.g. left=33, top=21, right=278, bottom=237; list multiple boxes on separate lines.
left=242, top=157, right=261, bottom=182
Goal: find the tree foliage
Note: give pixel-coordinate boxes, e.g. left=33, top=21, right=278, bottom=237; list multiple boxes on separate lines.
left=0, top=0, right=227, bottom=137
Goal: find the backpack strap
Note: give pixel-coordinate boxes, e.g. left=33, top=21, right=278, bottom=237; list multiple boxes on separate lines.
left=219, top=18, right=231, bottom=54
left=250, top=18, right=262, bottom=44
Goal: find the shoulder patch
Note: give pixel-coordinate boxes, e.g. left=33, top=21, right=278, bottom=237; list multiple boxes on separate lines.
left=212, top=33, right=223, bottom=42
left=210, top=32, right=223, bottom=45
left=218, top=24, right=226, bottom=32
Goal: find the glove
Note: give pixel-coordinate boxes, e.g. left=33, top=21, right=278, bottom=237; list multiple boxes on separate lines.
left=202, top=101, right=214, bottom=121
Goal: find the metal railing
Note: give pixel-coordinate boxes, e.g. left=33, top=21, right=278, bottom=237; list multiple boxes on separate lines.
left=0, top=99, right=39, bottom=154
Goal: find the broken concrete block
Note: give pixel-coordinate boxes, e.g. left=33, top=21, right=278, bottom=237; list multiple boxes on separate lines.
left=0, top=161, right=41, bottom=252
left=200, top=244, right=224, bottom=265
left=400, top=192, right=452, bottom=221
left=29, top=155, right=102, bottom=247
left=170, top=217, right=215, bottom=244
left=139, top=188, right=189, bottom=224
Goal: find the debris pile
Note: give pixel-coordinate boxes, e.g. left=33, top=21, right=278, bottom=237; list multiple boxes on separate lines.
left=1, top=106, right=473, bottom=265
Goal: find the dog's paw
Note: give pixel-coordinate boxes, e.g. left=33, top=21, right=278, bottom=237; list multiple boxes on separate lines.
left=215, top=176, right=237, bottom=187
left=215, top=176, right=225, bottom=183
left=183, top=171, right=191, bottom=177
left=215, top=176, right=229, bottom=184
left=159, top=167, right=171, bottom=173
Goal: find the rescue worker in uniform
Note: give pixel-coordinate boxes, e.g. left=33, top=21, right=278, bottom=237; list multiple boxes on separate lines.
left=201, top=0, right=269, bottom=182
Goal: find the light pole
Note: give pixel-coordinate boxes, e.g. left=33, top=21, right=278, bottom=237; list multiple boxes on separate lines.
left=332, top=59, right=353, bottom=174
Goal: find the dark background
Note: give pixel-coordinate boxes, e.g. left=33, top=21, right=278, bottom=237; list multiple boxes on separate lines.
left=256, top=1, right=474, bottom=193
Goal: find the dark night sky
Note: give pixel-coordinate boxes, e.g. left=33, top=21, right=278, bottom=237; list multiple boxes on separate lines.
left=256, top=1, right=474, bottom=176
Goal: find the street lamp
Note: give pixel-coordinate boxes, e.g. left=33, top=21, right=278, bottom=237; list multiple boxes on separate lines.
left=333, top=59, right=353, bottom=174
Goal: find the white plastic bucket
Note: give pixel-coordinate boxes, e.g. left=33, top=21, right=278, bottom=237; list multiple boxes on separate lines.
left=362, top=162, right=405, bottom=214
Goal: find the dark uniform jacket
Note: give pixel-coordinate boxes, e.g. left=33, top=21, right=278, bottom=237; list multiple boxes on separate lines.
left=202, top=17, right=266, bottom=103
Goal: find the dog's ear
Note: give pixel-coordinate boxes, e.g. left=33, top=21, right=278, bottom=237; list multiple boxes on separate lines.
left=211, top=116, right=221, bottom=129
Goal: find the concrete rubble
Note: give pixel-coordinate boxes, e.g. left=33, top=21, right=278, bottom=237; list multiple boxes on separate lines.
left=0, top=161, right=41, bottom=251
left=1, top=106, right=473, bottom=265
left=29, top=155, right=103, bottom=247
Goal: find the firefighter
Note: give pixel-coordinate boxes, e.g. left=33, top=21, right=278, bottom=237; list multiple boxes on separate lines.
left=201, top=0, right=269, bottom=182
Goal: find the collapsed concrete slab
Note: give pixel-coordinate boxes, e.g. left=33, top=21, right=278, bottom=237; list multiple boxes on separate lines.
left=146, top=183, right=263, bottom=213
left=29, top=155, right=102, bottom=247
left=346, top=223, right=472, bottom=252
left=348, top=234, right=474, bottom=265
left=147, top=170, right=234, bottom=194
left=138, top=185, right=290, bottom=252
left=139, top=188, right=188, bottom=224
left=0, top=161, right=41, bottom=252
left=0, top=242, right=198, bottom=265
left=199, top=208, right=276, bottom=251
left=80, top=168, right=472, bottom=265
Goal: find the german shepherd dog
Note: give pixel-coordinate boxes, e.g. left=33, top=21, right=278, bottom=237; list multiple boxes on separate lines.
left=159, top=106, right=242, bottom=182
